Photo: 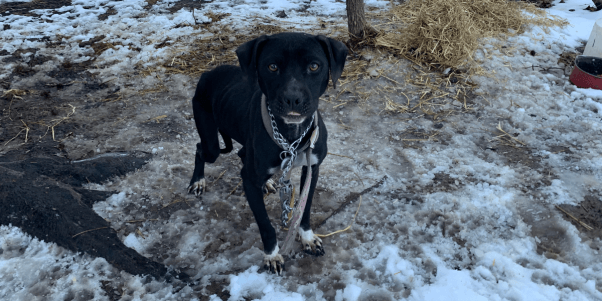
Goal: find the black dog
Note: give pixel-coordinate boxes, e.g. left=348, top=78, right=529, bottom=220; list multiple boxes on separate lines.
left=188, top=32, right=347, bottom=275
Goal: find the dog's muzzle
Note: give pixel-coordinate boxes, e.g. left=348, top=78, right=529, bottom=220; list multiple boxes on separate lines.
left=283, top=111, right=306, bottom=124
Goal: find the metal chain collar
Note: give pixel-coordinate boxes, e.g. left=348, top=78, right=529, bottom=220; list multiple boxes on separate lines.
left=266, top=105, right=315, bottom=226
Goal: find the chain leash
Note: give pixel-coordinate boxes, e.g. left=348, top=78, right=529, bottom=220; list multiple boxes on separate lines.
left=266, top=106, right=315, bottom=226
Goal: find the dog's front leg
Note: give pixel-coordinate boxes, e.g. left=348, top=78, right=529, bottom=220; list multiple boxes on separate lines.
left=241, top=166, right=284, bottom=275
left=298, top=164, right=325, bottom=256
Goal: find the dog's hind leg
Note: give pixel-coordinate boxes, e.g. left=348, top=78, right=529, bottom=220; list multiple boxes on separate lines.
left=298, top=165, right=325, bottom=256
left=188, top=98, right=221, bottom=196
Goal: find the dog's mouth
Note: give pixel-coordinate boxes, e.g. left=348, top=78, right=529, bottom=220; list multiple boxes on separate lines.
left=282, top=111, right=307, bottom=124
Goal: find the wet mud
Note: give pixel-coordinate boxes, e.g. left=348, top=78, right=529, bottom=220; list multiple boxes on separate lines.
left=0, top=145, right=190, bottom=282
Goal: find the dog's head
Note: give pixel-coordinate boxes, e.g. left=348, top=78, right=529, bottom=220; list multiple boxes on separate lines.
left=236, top=33, right=348, bottom=124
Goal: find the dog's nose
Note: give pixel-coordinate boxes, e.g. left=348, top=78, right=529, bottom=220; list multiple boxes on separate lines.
left=281, top=80, right=305, bottom=110
left=282, top=89, right=303, bottom=106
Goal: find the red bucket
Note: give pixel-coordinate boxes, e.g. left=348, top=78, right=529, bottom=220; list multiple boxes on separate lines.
left=569, top=55, right=602, bottom=90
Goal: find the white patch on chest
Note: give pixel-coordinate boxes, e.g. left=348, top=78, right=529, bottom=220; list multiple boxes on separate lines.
left=267, top=153, right=319, bottom=175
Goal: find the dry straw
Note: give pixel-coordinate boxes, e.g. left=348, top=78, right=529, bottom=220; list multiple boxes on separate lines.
left=376, top=0, right=568, bottom=68
left=162, top=23, right=287, bottom=78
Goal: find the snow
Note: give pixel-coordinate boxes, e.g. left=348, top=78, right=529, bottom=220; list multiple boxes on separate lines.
left=227, top=266, right=305, bottom=301
left=123, top=233, right=145, bottom=253
left=335, top=284, right=362, bottom=301
left=2, top=0, right=602, bottom=299
left=545, top=0, right=599, bottom=47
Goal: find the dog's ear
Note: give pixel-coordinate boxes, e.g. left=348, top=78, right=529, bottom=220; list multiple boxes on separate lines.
left=236, top=35, right=269, bottom=84
left=316, top=35, right=348, bottom=89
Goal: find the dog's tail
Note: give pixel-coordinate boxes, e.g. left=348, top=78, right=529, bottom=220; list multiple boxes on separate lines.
left=219, top=130, right=233, bottom=154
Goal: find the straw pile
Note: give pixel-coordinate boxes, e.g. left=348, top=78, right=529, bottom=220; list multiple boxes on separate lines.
left=376, top=0, right=568, bottom=68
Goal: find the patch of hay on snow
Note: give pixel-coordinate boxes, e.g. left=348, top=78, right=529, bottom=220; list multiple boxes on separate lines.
left=376, top=0, right=568, bottom=68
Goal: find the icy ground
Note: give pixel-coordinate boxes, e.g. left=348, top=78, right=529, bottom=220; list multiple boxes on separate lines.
left=1, top=0, right=602, bottom=299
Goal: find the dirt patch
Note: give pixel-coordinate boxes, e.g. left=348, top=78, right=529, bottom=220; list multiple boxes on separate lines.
left=0, top=147, right=189, bottom=281
left=520, top=205, right=573, bottom=260
left=2, top=84, right=91, bottom=152
left=0, top=51, right=128, bottom=160
left=493, top=144, right=542, bottom=170
left=558, top=194, right=602, bottom=247
left=202, top=277, right=231, bottom=301
left=557, top=41, right=586, bottom=72
left=100, top=280, right=123, bottom=301
left=166, top=0, right=212, bottom=13
left=523, top=0, right=554, bottom=8
left=77, top=35, right=124, bottom=56
left=548, top=145, right=573, bottom=155
left=0, top=0, right=72, bottom=17
left=98, top=7, right=117, bottom=20
left=139, top=115, right=190, bottom=143
left=424, top=172, right=473, bottom=193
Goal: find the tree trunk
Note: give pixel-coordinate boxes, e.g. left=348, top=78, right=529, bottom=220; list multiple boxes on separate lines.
left=346, top=0, right=368, bottom=39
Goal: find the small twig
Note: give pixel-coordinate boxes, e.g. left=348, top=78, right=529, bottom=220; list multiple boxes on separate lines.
left=337, top=118, right=352, bottom=129
left=353, top=171, right=365, bottom=187
left=145, top=115, right=167, bottom=123
left=333, top=102, right=348, bottom=109
left=3, top=128, right=26, bottom=146
left=227, top=180, right=242, bottom=198
left=327, top=152, right=353, bottom=160
left=51, top=104, right=76, bottom=141
left=211, top=169, right=228, bottom=185
left=317, top=196, right=363, bottom=238
left=163, top=199, right=191, bottom=209
left=21, top=120, right=30, bottom=143
left=72, top=226, right=109, bottom=238
left=190, top=7, right=199, bottom=25
left=555, top=205, right=593, bottom=230
left=8, top=98, right=14, bottom=121
left=125, top=219, right=159, bottom=223
left=381, top=75, right=401, bottom=86
left=317, top=176, right=387, bottom=229
left=496, top=122, right=526, bottom=146
left=400, top=91, right=410, bottom=106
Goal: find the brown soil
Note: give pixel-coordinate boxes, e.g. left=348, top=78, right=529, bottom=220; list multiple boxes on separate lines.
left=0, top=0, right=71, bottom=17
left=558, top=193, right=602, bottom=246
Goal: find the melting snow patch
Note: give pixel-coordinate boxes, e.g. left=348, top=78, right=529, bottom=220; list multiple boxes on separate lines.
left=227, top=266, right=304, bottom=301
left=123, top=233, right=144, bottom=253
left=409, top=267, right=487, bottom=301
left=334, top=284, right=362, bottom=301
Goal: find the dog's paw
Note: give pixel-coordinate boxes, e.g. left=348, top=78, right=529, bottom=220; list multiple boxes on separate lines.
left=262, top=179, right=277, bottom=195
left=299, top=228, right=325, bottom=256
left=263, top=245, right=285, bottom=275
left=187, top=178, right=206, bottom=196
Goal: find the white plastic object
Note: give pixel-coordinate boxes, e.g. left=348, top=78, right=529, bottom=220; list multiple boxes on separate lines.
left=584, top=18, right=602, bottom=57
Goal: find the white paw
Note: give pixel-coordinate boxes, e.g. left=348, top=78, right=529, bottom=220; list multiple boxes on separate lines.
left=188, top=178, right=206, bottom=196
left=299, top=228, right=325, bottom=256
left=263, top=178, right=277, bottom=195
left=263, top=244, right=285, bottom=275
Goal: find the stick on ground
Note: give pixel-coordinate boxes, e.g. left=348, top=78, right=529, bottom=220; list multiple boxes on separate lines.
left=317, top=175, right=387, bottom=229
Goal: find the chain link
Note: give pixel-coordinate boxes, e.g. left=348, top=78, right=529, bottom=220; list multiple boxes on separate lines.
left=267, top=106, right=315, bottom=226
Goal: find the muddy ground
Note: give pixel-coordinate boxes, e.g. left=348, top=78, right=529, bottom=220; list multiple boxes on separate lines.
left=1, top=0, right=602, bottom=298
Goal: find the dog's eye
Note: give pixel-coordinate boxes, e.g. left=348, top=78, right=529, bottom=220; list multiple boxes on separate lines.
left=309, top=63, right=319, bottom=71
left=268, top=64, right=278, bottom=72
